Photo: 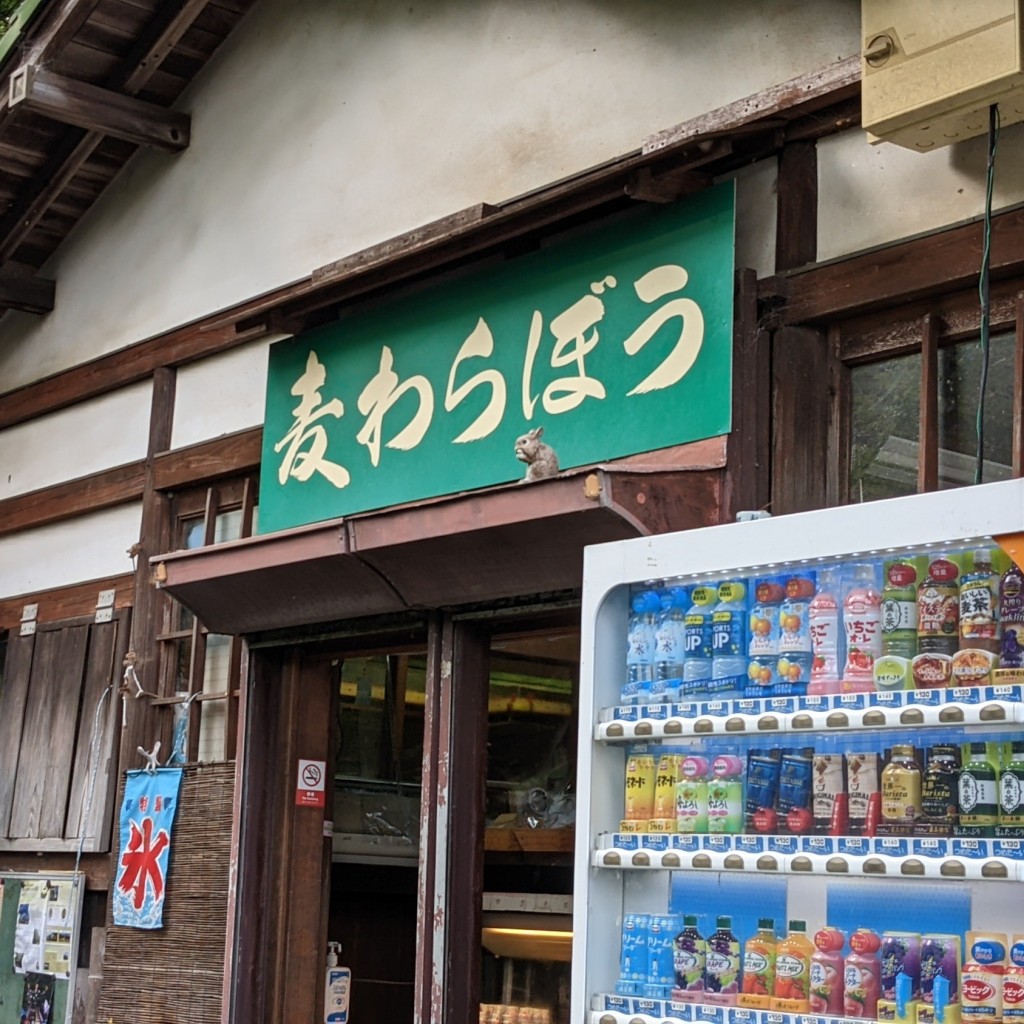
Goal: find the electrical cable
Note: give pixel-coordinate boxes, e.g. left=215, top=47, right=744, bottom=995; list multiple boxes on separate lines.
left=975, top=103, right=1000, bottom=486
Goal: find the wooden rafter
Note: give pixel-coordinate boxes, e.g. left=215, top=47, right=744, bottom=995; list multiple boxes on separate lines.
left=0, top=269, right=54, bottom=312
left=0, top=0, right=215, bottom=266
left=9, top=65, right=190, bottom=152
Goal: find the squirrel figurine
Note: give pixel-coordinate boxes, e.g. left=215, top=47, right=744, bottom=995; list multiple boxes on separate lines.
left=514, top=426, right=559, bottom=482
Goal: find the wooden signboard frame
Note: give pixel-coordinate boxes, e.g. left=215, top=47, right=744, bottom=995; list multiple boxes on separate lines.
left=0, top=871, right=85, bottom=1024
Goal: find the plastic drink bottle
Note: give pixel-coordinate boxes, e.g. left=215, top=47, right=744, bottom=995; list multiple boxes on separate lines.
left=710, top=581, right=748, bottom=700
left=624, top=588, right=660, bottom=705
left=779, top=574, right=816, bottom=654
left=844, top=928, right=882, bottom=1018
left=810, top=927, right=846, bottom=1015
left=959, top=742, right=998, bottom=828
left=808, top=568, right=841, bottom=694
left=1000, top=740, right=1024, bottom=825
left=749, top=577, right=785, bottom=658
left=918, top=555, right=960, bottom=656
left=705, top=916, right=741, bottom=1004
left=653, top=586, right=689, bottom=704
left=682, top=586, right=716, bottom=699
left=842, top=564, right=882, bottom=692
left=673, top=916, right=706, bottom=1000
left=773, top=920, right=815, bottom=1012
left=741, top=918, right=777, bottom=1007
left=881, top=559, right=919, bottom=658
left=707, top=755, right=744, bottom=835
left=999, top=562, right=1024, bottom=673
left=960, top=550, right=1001, bottom=653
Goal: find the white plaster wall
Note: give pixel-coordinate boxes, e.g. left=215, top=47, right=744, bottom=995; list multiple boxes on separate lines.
left=723, top=158, right=779, bottom=279
left=0, top=0, right=858, bottom=393
left=170, top=336, right=275, bottom=449
left=0, top=503, right=143, bottom=598
left=0, top=381, right=152, bottom=499
left=818, top=120, right=1024, bottom=261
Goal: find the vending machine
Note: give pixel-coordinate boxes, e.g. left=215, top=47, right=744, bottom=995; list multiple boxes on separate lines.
left=571, top=478, right=1024, bottom=1024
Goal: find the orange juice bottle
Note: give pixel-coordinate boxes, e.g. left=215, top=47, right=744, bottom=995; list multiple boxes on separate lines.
left=772, top=920, right=815, bottom=1012
left=739, top=918, right=777, bottom=1009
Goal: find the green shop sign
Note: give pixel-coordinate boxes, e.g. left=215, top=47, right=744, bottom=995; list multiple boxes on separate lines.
left=259, top=182, right=735, bottom=533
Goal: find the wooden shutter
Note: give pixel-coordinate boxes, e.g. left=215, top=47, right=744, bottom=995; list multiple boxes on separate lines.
left=0, top=610, right=128, bottom=852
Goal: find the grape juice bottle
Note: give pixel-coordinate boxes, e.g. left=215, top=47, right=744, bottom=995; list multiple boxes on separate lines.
left=705, top=916, right=741, bottom=1005
left=673, top=916, right=706, bottom=1001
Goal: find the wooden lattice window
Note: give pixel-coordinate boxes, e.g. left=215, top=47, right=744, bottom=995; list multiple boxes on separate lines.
left=154, top=477, right=256, bottom=763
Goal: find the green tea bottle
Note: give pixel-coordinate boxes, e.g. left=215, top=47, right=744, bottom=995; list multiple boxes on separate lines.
left=999, top=740, right=1024, bottom=826
left=959, top=742, right=998, bottom=827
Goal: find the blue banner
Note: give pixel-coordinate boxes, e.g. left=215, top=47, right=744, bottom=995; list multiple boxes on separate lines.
left=113, top=768, right=183, bottom=929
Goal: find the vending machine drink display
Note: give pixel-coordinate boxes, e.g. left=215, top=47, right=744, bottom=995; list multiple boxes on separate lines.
left=571, top=480, right=1024, bottom=1024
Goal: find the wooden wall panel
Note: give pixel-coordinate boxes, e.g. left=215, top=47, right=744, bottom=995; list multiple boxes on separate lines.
left=0, top=633, right=35, bottom=834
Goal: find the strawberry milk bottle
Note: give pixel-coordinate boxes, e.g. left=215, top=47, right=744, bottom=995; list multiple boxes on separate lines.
left=842, top=564, right=882, bottom=693
left=808, top=568, right=841, bottom=695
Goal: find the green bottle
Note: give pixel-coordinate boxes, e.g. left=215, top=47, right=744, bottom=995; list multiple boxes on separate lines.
left=959, top=742, right=998, bottom=828
left=999, top=740, right=1024, bottom=825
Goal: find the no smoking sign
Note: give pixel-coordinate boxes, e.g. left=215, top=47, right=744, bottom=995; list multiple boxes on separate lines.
left=296, top=758, right=327, bottom=808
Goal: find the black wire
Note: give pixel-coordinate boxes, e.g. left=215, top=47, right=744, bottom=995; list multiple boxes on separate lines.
left=975, top=103, right=1000, bottom=486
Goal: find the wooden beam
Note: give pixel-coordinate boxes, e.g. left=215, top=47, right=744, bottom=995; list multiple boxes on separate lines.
left=0, top=461, right=145, bottom=538
left=0, top=269, right=55, bottom=313
left=775, top=140, right=817, bottom=271
left=10, top=65, right=190, bottom=152
left=0, top=573, right=134, bottom=630
left=644, top=54, right=861, bottom=154
left=918, top=314, right=939, bottom=493
left=763, top=204, right=1024, bottom=326
left=152, top=426, right=263, bottom=491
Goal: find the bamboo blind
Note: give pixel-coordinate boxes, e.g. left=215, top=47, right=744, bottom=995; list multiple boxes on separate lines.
left=95, top=762, right=235, bottom=1024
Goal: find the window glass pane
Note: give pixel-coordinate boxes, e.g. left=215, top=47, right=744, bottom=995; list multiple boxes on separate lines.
left=174, top=636, right=193, bottom=691
left=180, top=517, right=205, bottom=550
left=850, top=353, right=921, bottom=502
left=486, top=631, right=577, bottom=830
left=334, top=654, right=425, bottom=841
left=197, top=634, right=232, bottom=762
left=938, top=332, right=1014, bottom=488
left=214, top=509, right=243, bottom=544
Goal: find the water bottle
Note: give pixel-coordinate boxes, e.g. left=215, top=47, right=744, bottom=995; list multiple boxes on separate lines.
left=682, top=585, right=716, bottom=699
left=710, top=581, right=748, bottom=701
left=653, top=585, right=689, bottom=705
left=624, top=587, right=661, bottom=705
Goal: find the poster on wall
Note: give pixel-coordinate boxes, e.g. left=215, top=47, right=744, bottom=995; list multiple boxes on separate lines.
left=20, top=971, right=55, bottom=1024
left=113, top=768, right=183, bottom=930
left=260, top=182, right=736, bottom=532
left=12, top=879, right=76, bottom=979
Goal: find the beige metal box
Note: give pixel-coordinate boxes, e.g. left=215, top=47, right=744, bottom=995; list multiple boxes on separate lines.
left=862, top=0, right=1024, bottom=148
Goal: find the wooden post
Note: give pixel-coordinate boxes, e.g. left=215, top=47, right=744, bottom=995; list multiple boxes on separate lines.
left=723, top=268, right=771, bottom=520
left=771, top=326, right=831, bottom=514
left=918, top=314, right=939, bottom=492
left=775, top=141, right=818, bottom=272
left=1014, top=293, right=1024, bottom=478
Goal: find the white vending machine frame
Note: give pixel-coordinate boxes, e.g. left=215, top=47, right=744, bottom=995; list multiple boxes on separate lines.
left=570, top=478, right=1024, bottom=1024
